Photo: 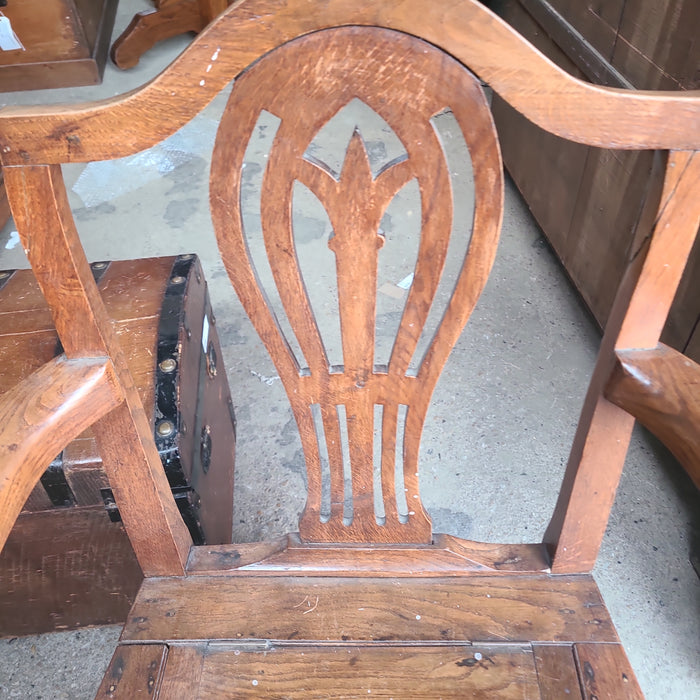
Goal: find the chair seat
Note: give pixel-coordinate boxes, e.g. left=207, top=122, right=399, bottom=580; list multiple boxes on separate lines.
left=97, top=563, right=643, bottom=698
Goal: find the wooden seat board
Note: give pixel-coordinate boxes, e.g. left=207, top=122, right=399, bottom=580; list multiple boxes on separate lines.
left=574, top=642, right=644, bottom=700
left=95, top=643, right=168, bottom=699
left=122, top=574, right=617, bottom=645
left=189, top=643, right=541, bottom=699
left=532, top=644, right=583, bottom=699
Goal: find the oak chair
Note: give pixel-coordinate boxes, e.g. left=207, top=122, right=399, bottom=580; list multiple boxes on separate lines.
left=1, top=0, right=699, bottom=697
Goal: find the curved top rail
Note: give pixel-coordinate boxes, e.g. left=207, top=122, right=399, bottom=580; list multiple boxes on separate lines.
left=0, top=0, right=698, bottom=165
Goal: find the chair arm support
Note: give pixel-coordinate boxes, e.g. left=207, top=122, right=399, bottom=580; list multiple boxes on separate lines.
left=0, top=356, right=123, bottom=551
left=605, top=343, right=700, bottom=489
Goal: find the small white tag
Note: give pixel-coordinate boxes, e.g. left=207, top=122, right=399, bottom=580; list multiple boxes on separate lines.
left=396, top=272, right=414, bottom=290
left=201, top=314, right=210, bottom=353
left=0, top=16, right=24, bottom=52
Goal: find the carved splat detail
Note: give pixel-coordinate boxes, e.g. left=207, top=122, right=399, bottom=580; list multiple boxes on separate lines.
left=211, top=27, right=503, bottom=543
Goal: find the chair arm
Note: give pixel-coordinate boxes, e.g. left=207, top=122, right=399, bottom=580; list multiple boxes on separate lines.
left=0, top=356, right=123, bottom=551
left=605, top=344, right=700, bottom=489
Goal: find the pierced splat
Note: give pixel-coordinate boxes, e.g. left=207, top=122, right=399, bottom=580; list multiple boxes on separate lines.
left=211, top=27, right=504, bottom=543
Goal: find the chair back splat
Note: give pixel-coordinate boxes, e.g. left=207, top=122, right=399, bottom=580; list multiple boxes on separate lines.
left=211, top=27, right=503, bottom=543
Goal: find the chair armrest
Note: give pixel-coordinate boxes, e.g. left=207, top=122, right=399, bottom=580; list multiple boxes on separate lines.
left=0, top=356, right=123, bottom=551
left=605, top=343, right=700, bottom=489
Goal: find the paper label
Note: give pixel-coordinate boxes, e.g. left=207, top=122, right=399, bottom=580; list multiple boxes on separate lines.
left=0, top=17, right=24, bottom=52
left=202, top=314, right=210, bottom=353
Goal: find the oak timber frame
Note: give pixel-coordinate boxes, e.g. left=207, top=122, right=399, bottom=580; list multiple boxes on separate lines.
left=0, top=0, right=699, bottom=695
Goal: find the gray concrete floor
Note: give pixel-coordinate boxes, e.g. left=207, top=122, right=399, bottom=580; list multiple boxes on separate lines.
left=0, top=1, right=699, bottom=697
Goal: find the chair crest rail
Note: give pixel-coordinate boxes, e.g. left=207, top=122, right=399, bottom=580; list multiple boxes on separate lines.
left=0, top=0, right=698, bottom=167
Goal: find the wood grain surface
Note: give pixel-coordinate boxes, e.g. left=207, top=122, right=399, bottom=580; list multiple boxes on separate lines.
left=95, top=643, right=168, bottom=698
left=0, top=506, right=142, bottom=637
left=211, top=26, right=503, bottom=543
left=532, top=644, right=583, bottom=699
left=186, top=534, right=551, bottom=575
left=0, top=0, right=698, bottom=166
left=606, top=344, right=700, bottom=489
left=122, top=574, right=617, bottom=644
left=111, top=1, right=207, bottom=70
left=545, top=151, right=700, bottom=572
left=574, top=642, right=644, bottom=699
left=195, top=644, right=541, bottom=699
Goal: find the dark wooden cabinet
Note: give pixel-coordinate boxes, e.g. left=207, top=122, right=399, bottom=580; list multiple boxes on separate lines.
left=489, top=0, right=700, bottom=359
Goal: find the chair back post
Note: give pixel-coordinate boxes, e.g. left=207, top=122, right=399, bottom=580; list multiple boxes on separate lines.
left=545, top=150, right=700, bottom=572
left=2, top=163, right=192, bottom=576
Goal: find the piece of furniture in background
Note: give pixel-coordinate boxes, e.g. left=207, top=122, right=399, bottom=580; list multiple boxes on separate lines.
left=0, top=1, right=698, bottom=696
left=489, top=0, right=700, bottom=363
left=0, top=0, right=118, bottom=90
left=111, top=0, right=229, bottom=69
left=0, top=256, right=236, bottom=636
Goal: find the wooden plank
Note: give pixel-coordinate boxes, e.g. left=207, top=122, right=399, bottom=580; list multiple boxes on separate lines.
left=0, top=331, right=57, bottom=395
left=611, top=0, right=700, bottom=91
left=122, top=575, right=618, bottom=644
left=196, top=644, right=540, bottom=699
left=1, top=0, right=699, bottom=165
left=546, top=0, right=625, bottom=62
left=95, top=644, right=168, bottom=698
left=187, top=535, right=551, bottom=575
left=574, top=643, right=644, bottom=699
left=158, top=644, right=206, bottom=697
left=533, top=644, right=583, bottom=699
left=98, top=257, right=174, bottom=322
left=518, top=0, right=632, bottom=87
left=564, top=149, right=655, bottom=326
left=0, top=506, right=142, bottom=637
left=605, top=344, right=700, bottom=489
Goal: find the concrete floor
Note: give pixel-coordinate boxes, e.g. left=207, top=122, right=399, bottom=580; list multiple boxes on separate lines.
left=0, top=1, right=699, bottom=697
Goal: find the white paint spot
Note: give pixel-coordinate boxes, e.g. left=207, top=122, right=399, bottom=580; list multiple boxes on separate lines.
left=251, top=370, right=280, bottom=386
left=4, top=231, right=19, bottom=249
left=206, top=64, right=213, bottom=73
left=211, top=47, right=221, bottom=60
left=415, top=615, right=421, bottom=620
left=474, top=652, right=482, bottom=660
left=252, top=679, right=258, bottom=686
left=199, top=79, right=206, bottom=86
